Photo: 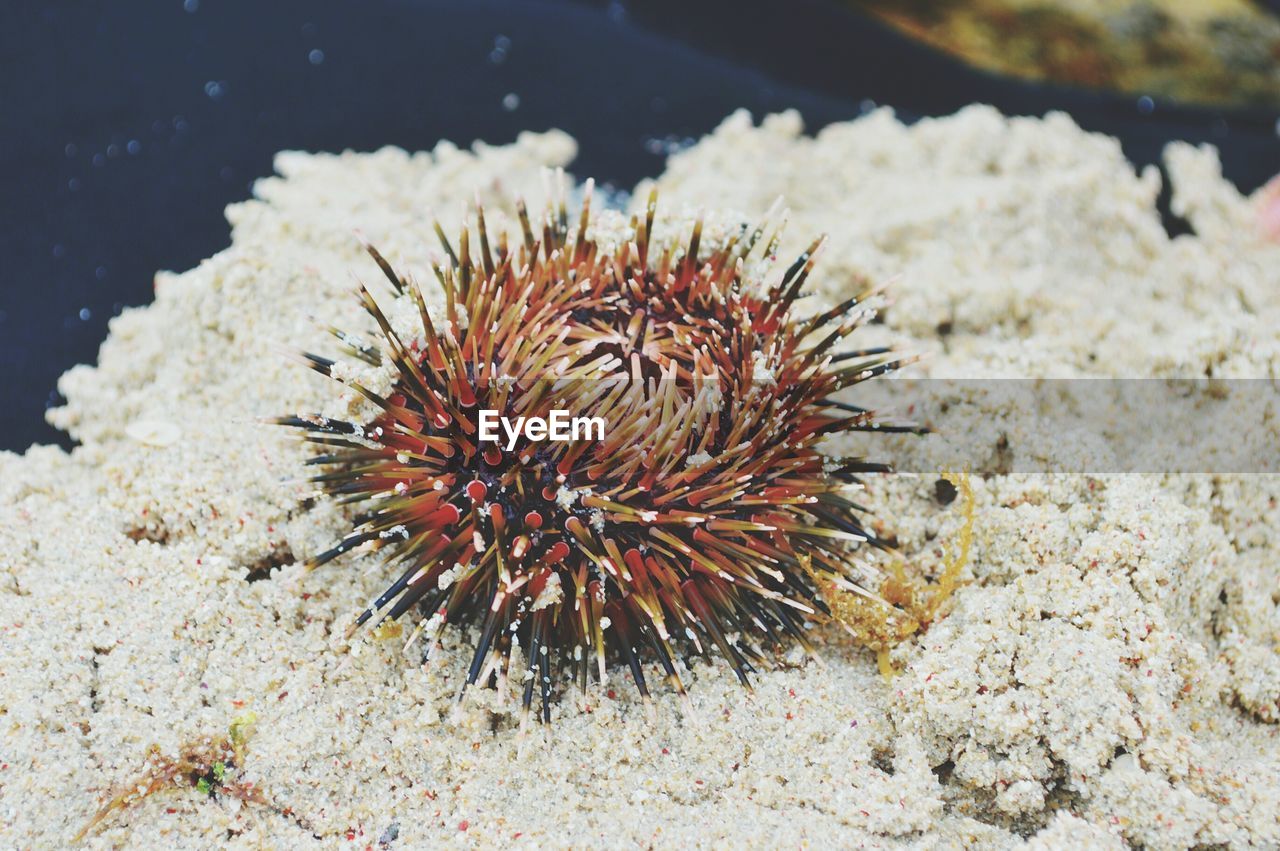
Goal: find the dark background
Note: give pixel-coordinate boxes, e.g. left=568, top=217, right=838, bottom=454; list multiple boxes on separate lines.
left=3, top=0, right=1278, bottom=452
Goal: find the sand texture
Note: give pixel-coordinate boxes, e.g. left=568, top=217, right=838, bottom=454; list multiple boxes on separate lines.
left=2, top=107, right=1278, bottom=848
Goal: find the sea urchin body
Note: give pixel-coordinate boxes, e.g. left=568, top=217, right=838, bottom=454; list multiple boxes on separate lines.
left=281, top=182, right=917, bottom=722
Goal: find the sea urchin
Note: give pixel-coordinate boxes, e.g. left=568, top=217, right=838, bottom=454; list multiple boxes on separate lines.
left=280, top=181, right=921, bottom=722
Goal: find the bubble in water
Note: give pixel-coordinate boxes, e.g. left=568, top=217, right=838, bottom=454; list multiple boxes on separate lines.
left=95, top=266, right=107, bottom=280
left=127, top=139, right=141, bottom=155
left=642, top=134, right=695, bottom=157
left=92, top=153, right=105, bottom=167
left=183, top=0, right=199, bottom=12
left=309, top=48, right=325, bottom=65
left=204, top=80, right=226, bottom=100
left=490, top=34, right=510, bottom=64
left=502, top=93, right=520, bottom=112
left=64, top=142, right=77, bottom=157
left=1137, top=95, right=1154, bottom=115
left=79, top=308, right=91, bottom=321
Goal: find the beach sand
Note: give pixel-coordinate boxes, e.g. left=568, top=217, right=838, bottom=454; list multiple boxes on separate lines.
left=2, top=107, right=1278, bottom=848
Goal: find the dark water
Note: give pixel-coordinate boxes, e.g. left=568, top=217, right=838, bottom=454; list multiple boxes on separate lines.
left=2, top=0, right=1277, bottom=452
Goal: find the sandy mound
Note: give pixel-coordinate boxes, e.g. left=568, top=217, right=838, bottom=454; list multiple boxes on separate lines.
left=2, top=107, right=1277, bottom=848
